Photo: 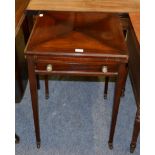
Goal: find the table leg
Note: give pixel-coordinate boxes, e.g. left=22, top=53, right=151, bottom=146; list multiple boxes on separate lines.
left=45, top=75, right=49, bottom=99
left=130, top=107, right=140, bottom=153
left=15, top=49, right=24, bottom=100
left=36, top=75, right=40, bottom=89
left=121, top=66, right=128, bottom=97
left=27, top=57, right=41, bottom=148
left=104, top=77, right=109, bottom=99
left=108, top=64, right=128, bottom=149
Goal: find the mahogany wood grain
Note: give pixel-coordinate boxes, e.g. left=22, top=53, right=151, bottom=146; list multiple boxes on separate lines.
left=44, top=75, right=49, bottom=99
left=27, top=0, right=140, bottom=13
left=26, top=12, right=128, bottom=58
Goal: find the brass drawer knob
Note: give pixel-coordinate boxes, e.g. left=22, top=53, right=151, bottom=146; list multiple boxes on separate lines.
left=39, top=13, right=44, bottom=17
left=46, top=64, right=52, bottom=72
left=102, top=66, right=108, bottom=73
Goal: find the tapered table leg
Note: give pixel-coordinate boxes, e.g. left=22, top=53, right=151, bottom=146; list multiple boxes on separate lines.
left=36, top=75, right=40, bottom=90
left=45, top=75, right=49, bottom=99
left=108, top=64, right=128, bottom=149
left=104, top=77, right=109, bottom=99
left=130, top=108, right=140, bottom=153
left=121, top=65, right=128, bottom=97
left=27, top=57, right=41, bottom=148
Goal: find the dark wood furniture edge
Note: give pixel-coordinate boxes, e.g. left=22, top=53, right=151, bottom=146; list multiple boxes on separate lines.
left=16, top=0, right=30, bottom=36
left=127, top=14, right=140, bottom=153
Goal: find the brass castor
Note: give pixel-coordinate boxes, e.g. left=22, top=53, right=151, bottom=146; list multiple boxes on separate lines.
left=45, top=94, right=49, bottom=100
left=130, top=144, right=136, bottom=153
left=108, top=142, right=113, bottom=150
left=104, top=94, right=107, bottom=99
left=37, top=142, right=41, bottom=149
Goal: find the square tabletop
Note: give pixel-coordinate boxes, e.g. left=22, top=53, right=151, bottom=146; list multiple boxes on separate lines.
left=26, top=12, right=128, bottom=59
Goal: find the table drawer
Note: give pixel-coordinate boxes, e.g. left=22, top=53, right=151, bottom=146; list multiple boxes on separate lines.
left=35, top=61, right=118, bottom=74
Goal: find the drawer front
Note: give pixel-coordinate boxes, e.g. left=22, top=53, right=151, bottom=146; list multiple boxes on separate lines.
left=35, top=62, right=118, bottom=73
left=34, top=56, right=119, bottom=74
left=34, top=56, right=120, bottom=76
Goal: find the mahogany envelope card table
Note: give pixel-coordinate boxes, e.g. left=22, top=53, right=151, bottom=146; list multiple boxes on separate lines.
left=25, top=12, right=128, bottom=148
